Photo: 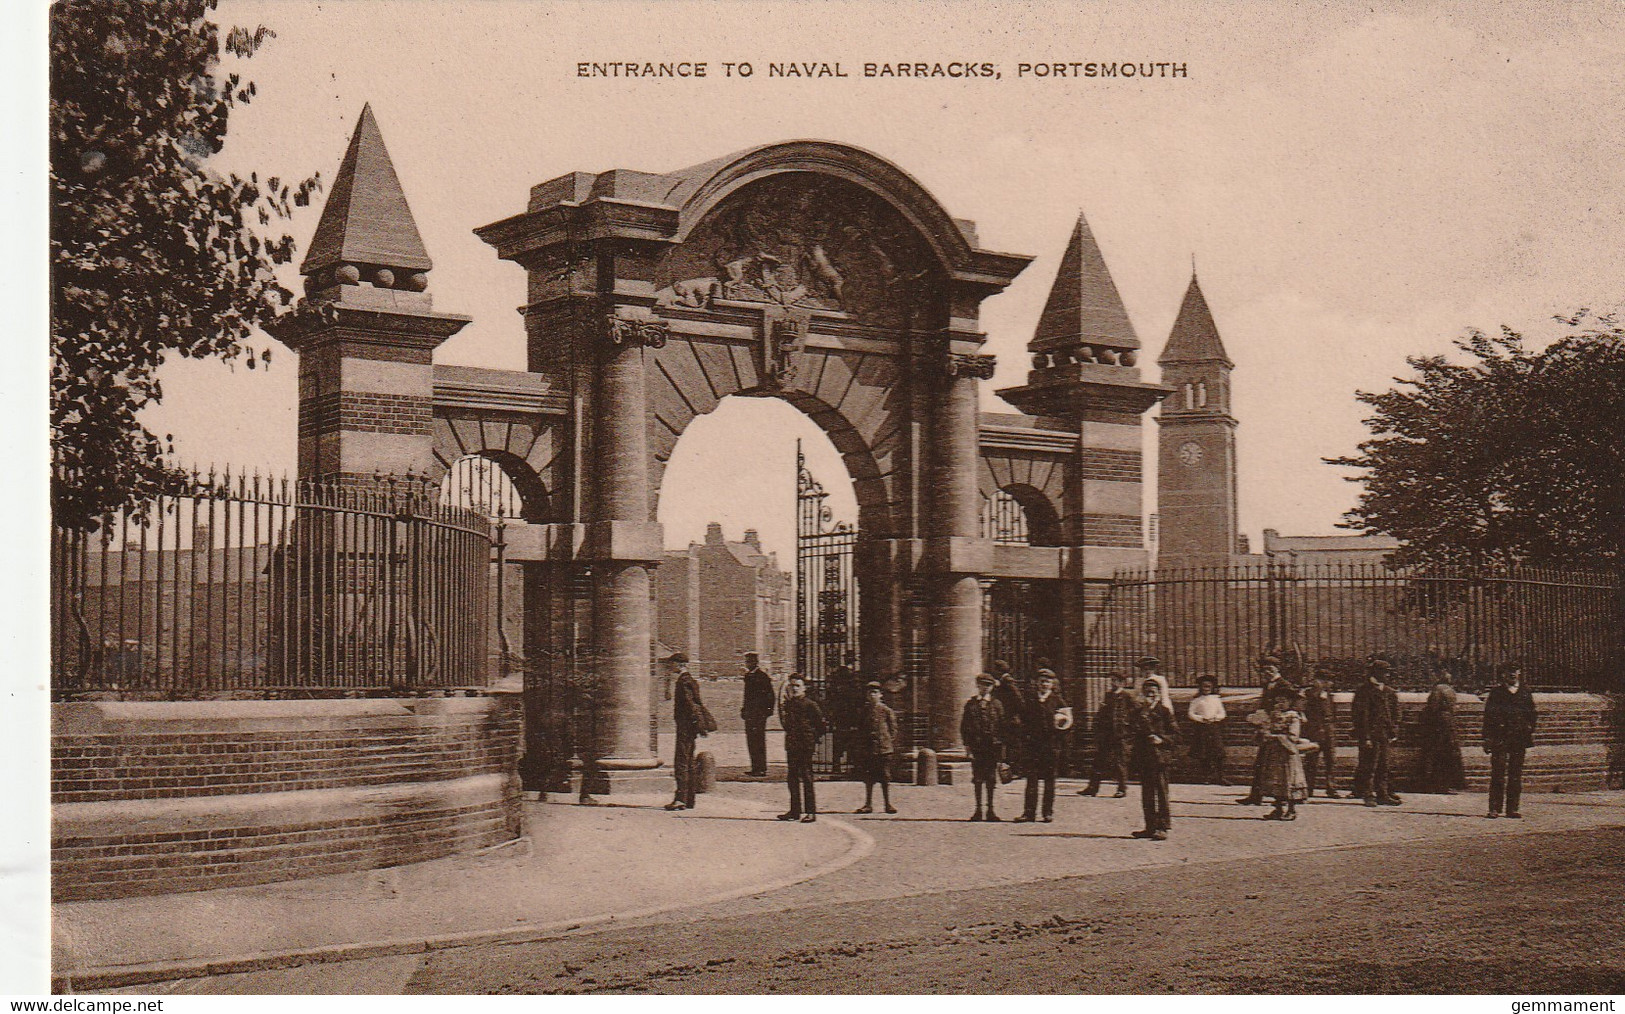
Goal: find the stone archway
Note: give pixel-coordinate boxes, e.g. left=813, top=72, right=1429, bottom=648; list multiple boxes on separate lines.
left=477, top=143, right=1034, bottom=779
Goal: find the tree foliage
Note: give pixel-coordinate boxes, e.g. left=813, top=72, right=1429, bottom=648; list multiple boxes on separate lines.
left=50, top=0, right=317, bottom=529
left=1329, top=311, right=1625, bottom=570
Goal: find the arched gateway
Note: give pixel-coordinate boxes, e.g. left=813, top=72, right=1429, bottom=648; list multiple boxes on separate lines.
left=282, top=110, right=1170, bottom=792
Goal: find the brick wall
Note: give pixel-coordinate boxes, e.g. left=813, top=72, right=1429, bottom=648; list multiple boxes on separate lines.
left=51, top=697, right=522, bottom=901
left=1076, top=689, right=1621, bottom=793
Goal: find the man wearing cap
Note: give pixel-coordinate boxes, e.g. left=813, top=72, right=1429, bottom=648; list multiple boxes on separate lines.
left=1016, top=669, right=1070, bottom=823
left=1352, top=659, right=1402, bottom=806
left=778, top=675, right=828, bottom=823
left=666, top=653, right=710, bottom=812
left=740, top=652, right=775, bottom=778
left=1483, top=664, right=1537, bottom=819
left=961, top=673, right=1007, bottom=821
left=855, top=681, right=899, bottom=814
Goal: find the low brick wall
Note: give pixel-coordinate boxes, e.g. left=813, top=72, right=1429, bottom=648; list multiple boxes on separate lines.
left=51, top=696, right=523, bottom=902
left=1154, top=689, right=1621, bottom=793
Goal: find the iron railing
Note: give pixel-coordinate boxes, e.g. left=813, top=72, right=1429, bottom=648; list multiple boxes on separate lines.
left=1090, top=562, right=1622, bottom=691
left=51, top=467, right=493, bottom=698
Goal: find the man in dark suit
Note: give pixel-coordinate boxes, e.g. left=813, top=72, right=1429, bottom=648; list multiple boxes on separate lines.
left=990, top=658, right=1027, bottom=780
left=667, top=653, right=708, bottom=811
left=1483, top=665, right=1538, bottom=819
left=1015, top=669, right=1070, bottom=823
left=961, top=673, right=1006, bottom=822
left=1353, top=659, right=1402, bottom=807
left=778, top=674, right=828, bottom=823
left=1080, top=671, right=1135, bottom=796
left=740, top=652, right=775, bottom=777
left=1130, top=679, right=1181, bottom=841
left=826, top=651, right=861, bottom=775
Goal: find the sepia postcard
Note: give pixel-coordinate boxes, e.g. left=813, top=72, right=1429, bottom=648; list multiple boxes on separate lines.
left=11, top=0, right=1625, bottom=1002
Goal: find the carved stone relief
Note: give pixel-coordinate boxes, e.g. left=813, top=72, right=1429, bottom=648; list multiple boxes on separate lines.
left=656, top=174, right=937, bottom=329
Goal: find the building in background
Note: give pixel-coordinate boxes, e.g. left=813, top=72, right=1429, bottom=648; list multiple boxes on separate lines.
left=657, top=522, right=793, bottom=680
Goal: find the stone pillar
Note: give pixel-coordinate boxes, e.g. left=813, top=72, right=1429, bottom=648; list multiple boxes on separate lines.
left=926, top=355, right=994, bottom=754
left=587, top=314, right=666, bottom=771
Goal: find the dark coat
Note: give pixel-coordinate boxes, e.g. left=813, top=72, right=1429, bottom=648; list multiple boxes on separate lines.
left=992, top=675, right=1026, bottom=735
left=859, top=699, right=899, bottom=756
left=742, top=667, right=775, bottom=720
left=1301, top=684, right=1338, bottom=740
left=1130, top=700, right=1181, bottom=773
left=1352, top=681, right=1400, bottom=742
left=1483, top=684, right=1538, bottom=751
left=827, top=665, right=860, bottom=729
left=674, top=671, right=707, bottom=737
left=1022, top=690, right=1071, bottom=755
left=1096, top=688, right=1135, bottom=747
left=960, top=694, right=1005, bottom=759
left=781, top=695, right=828, bottom=755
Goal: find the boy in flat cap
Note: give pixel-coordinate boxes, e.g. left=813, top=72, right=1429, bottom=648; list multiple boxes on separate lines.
left=777, top=674, right=827, bottom=823
left=855, top=681, right=899, bottom=814
left=961, top=673, right=1006, bottom=821
left=1131, top=679, right=1181, bottom=841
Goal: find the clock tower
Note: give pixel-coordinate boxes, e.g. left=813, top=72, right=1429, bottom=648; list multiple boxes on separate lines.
left=1156, top=273, right=1240, bottom=565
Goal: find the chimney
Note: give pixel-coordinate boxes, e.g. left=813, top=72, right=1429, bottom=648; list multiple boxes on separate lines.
left=743, top=529, right=760, bottom=549
left=705, top=522, right=724, bottom=545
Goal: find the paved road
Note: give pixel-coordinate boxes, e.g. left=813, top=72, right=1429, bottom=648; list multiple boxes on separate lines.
left=105, top=782, right=1625, bottom=994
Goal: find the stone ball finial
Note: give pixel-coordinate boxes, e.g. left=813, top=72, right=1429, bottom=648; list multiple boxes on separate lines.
left=373, top=268, right=396, bottom=288
left=334, top=264, right=361, bottom=285
left=1121, top=350, right=1137, bottom=367
left=404, top=272, right=429, bottom=292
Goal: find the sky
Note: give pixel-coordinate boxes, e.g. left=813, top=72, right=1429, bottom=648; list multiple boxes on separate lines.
left=139, top=0, right=1625, bottom=565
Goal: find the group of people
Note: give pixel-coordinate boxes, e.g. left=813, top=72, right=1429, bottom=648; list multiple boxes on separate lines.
left=666, top=650, right=902, bottom=821
left=662, top=648, right=1543, bottom=834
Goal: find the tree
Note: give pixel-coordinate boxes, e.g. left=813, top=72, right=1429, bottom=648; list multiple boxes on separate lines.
left=50, top=0, right=317, bottom=529
left=1328, top=311, right=1625, bottom=570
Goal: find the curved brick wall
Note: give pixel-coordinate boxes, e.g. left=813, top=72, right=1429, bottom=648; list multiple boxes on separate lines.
left=51, top=696, right=522, bottom=902
left=1154, top=689, right=1621, bottom=793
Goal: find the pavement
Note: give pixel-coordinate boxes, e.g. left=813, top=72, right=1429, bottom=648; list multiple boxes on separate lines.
left=56, top=777, right=1625, bottom=994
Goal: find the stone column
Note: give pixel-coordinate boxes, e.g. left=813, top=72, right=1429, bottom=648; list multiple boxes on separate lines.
left=589, top=315, right=665, bottom=770
left=926, top=355, right=993, bottom=753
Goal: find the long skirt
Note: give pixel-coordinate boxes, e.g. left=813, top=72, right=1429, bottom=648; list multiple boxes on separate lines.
left=1257, top=739, right=1309, bottom=803
left=1418, top=719, right=1467, bottom=790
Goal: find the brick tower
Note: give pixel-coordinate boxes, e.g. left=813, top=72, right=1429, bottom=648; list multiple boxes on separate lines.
left=270, top=104, right=470, bottom=483
left=1155, top=273, right=1239, bottom=565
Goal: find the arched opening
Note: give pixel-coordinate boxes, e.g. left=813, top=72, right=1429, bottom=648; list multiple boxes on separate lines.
left=655, top=395, right=860, bottom=771
left=436, top=453, right=545, bottom=671
left=436, top=451, right=547, bottom=523
left=980, top=486, right=1063, bottom=547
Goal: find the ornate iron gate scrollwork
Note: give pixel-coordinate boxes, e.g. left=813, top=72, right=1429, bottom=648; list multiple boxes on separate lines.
left=795, top=441, right=858, bottom=774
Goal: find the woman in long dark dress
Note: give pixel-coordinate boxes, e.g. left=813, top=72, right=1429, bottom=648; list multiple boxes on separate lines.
left=1417, top=675, right=1467, bottom=793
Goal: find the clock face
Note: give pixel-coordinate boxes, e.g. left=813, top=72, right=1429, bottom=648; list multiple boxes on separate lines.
left=1178, top=441, right=1204, bottom=467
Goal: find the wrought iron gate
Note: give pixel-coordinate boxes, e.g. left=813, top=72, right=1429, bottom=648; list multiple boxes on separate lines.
left=795, top=441, right=858, bottom=774
left=982, top=579, right=1063, bottom=681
